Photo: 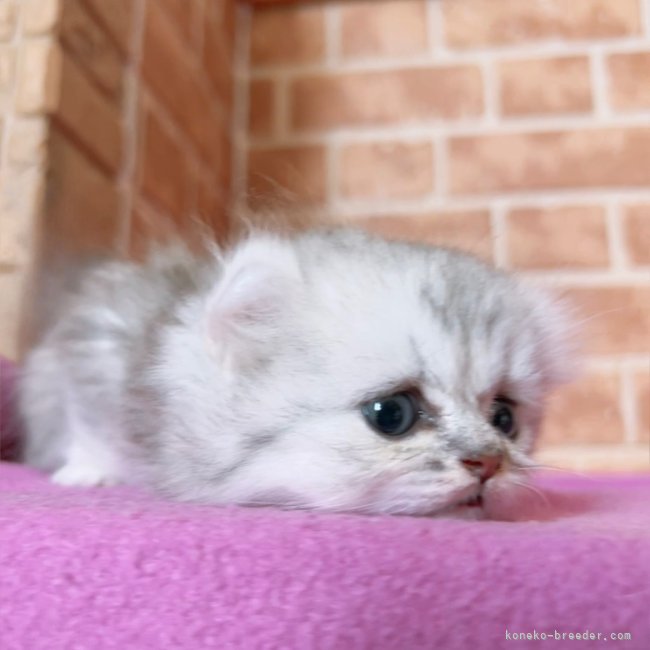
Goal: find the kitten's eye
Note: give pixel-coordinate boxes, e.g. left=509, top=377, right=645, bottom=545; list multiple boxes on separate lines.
left=362, top=392, right=419, bottom=438
left=490, top=397, right=517, bottom=439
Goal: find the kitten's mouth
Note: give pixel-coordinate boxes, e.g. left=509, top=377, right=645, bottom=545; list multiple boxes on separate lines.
left=457, top=493, right=483, bottom=508
left=435, top=490, right=486, bottom=518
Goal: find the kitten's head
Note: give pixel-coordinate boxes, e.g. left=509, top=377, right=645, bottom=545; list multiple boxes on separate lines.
left=166, top=229, right=574, bottom=517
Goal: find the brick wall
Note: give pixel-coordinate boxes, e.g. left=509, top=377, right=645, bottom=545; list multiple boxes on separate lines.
left=1, top=0, right=647, bottom=470
left=130, top=0, right=236, bottom=257
left=0, top=0, right=238, bottom=358
left=0, top=0, right=55, bottom=360
left=243, top=0, right=650, bottom=470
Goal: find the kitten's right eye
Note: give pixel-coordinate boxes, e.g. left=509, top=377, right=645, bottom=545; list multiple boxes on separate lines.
left=361, top=392, right=419, bottom=438
left=490, top=396, right=517, bottom=439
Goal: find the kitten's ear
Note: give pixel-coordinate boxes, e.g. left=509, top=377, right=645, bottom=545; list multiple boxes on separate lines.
left=204, top=235, right=301, bottom=362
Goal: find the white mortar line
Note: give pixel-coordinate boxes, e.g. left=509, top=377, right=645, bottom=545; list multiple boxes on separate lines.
left=490, top=202, right=509, bottom=268
left=116, top=0, right=145, bottom=256
left=324, top=4, right=340, bottom=68
left=236, top=179, right=650, bottom=213
left=247, top=112, right=650, bottom=148
left=589, top=46, right=610, bottom=120
left=286, top=189, right=650, bottom=221
left=333, top=197, right=492, bottom=216
left=248, top=38, right=650, bottom=78
left=481, top=58, right=499, bottom=126
left=433, top=134, right=447, bottom=197
left=605, top=199, right=628, bottom=270
left=517, top=270, right=650, bottom=285
left=230, top=2, right=252, bottom=212
left=620, top=363, right=639, bottom=443
left=447, top=188, right=650, bottom=206
left=426, top=0, right=445, bottom=59
left=587, top=355, right=650, bottom=371
left=641, top=0, right=650, bottom=37
left=326, top=137, right=340, bottom=214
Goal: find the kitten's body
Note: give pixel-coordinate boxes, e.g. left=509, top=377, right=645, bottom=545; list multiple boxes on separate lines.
left=20, top=229, right=571, bottom=516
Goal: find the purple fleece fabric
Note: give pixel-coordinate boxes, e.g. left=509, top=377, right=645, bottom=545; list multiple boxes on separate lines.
left=1, top=358, right=649, bottom=649
left=1, top=466, right=649, bottom=650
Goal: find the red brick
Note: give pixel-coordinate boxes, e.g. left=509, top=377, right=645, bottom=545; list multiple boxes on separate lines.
left=563, top=286, right=650, bottom=355
left=247, top=145, right=326, bottom=205
left=623, top=204, right=650, bottom=266
left=128, top=200, right=183, bottom=261
left=0, top=45, right=14, bottom=103
left=353, top=211, right=493, bottom=261
left=536, top=444, right=650, bottom=472
left=248, top=79, right=274, bottom=137
left=56, top=52, right=122, bottom=174
left=137, top=109, right=192, bottom=219
left=196, top=175, right=229, bottom=242
left=499, top=56, right=592, bottom=116
left=203, top=0, right=234, bottom=107
left=608, top=52, right=650, bottom=111
left=141, top=1, right=223, bottom=166
left=217, top=131, right=233, bottom=199
left=340, top=141, right=434, bottom=199
left=541, top=371, right=624, bottom=444
left=506, top=206, right=609, bottom=269
left=47, top=128, right=120, bottom=253
left=158, top=0, right=198, bottom=43
left=450, top=128, right=650, bottom=195
left=203, top=0, right=236, bottom=48
left=340, top=0, right=428, bottom=59
left=129, top=202, right=161, bottom=261
left=634, top=371, right=649, bottom=442
left=444, top=0, right=641, bottom=49
left=291, top=66, right=483, bottom=131
left=250, top=5, right=325, bottom=66
left=220, top=0, right=237, bottom=52
left=60, top=0, right=123, bottom=103
left=0, top=1, right=18, bottom=41
left=82, top=0, right=134, bottom=55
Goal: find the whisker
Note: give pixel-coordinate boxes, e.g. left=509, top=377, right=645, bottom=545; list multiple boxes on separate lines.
left=569, top=306, right=630, bottom=325
left=509, top=477, right=550, bottom=507
left=517, top=459, right=594, bottom=480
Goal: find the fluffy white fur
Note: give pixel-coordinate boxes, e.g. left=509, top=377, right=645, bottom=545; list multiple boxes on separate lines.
left=19, top=229, right=574, bottom=517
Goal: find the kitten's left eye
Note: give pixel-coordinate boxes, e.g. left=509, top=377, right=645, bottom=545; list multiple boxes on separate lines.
left=361, top=392, right=419, bottom=438
left=490, top=397, right=517, bottom=439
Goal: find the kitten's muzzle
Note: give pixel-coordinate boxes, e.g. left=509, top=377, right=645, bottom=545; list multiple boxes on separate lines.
left=461, top=454, right=503, bottom=482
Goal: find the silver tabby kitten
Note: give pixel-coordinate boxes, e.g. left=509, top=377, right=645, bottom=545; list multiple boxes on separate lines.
left=20, top=228, right=572, bottom=517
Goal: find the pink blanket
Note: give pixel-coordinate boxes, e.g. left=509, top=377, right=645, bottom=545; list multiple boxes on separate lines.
left=1, top=357, right=649, bottom=649
left=1, top=463, right=649, bottom=650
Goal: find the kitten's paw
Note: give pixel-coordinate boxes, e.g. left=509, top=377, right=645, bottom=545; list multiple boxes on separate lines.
left=52, top=461, right=119, bottom=487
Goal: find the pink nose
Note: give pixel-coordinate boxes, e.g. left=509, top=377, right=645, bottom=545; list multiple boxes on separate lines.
left=461, top=455, right=502, bottom=481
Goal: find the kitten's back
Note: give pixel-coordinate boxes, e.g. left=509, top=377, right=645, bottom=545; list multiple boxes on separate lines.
left=19, top=245, right=212, bottom=471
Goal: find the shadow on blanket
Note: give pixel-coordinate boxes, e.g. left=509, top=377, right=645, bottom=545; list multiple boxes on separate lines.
left=1, top=356, right=649, bottom=649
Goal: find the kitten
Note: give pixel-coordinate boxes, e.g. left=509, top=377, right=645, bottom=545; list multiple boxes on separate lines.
left=19, top=228, right=573, bottom=517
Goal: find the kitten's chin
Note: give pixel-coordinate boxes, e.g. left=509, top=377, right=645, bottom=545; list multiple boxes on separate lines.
left=432, top=475, right=526, bottom=520
left=477, top=474, right=534, bottom=521
left=440, top=503, right=487, bottom=520
left=434, top=493, right=487, bottom=519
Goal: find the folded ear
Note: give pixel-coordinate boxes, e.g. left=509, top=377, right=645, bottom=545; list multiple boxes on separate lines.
left=204, top=235, right=302, bottom=366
